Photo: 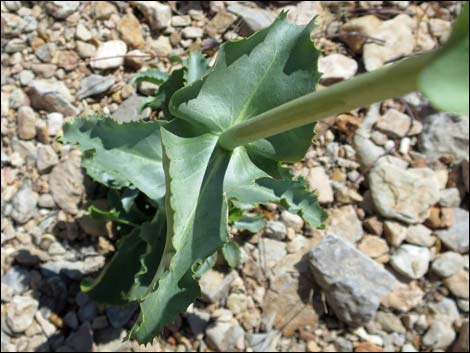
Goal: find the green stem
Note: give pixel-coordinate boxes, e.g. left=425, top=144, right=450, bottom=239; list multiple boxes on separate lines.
left=218, top=51, right=437, bottom=151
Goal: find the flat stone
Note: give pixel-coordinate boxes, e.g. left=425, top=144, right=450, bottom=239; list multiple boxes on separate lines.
left=444, top=270, right=469, bottom=299
left=358, top=235, right=389, bottom=258
left=318, top=54, right=358, bottom=84
left=431, top=252, right=465, bottom=278
left=206, top=11, right=237, bottom=37
left=206, top=322, right=245, bottom=351
left=308, top=234, right=396, bottom=326
left=132, top=1, right=172, bottom=30
left=11, top=184, right=38, bottom=224
left=369, top=163, right=440, bottom=224
left=422, top=320, right=455, bottom=350
left=6, top=295, right=39, bottom=333
left=228, top=3, right=275, bottom=34
left=390, top=244, right=431, bottom=279
left=376, top=109, right=411, bottom=138
left=375, top=311, right=406, bottom=334
left=436, top=208, right=469, bottom=253
left=36, top=144, right=59, bottom=173
left=49, top=152, right=84, bottom=214
left=406, top=224, right=435, bottom=247
left=28, top=79, right=78, bottom=116
left=57, top=50, right=80, bottom=71
left=419, top=113, right=469, bottom=163
left=381, top=281, right=424, bottom=312
left=265, top=220, right=287, bottom=240
left=17, top=106, right=37, bottom=140
left=326, top=205, right=364, bottom=243
left=112, top=95, right=150, bottom=122
left=77, top=74, right=115, bottom=100
left=200, top=270, right=238, bottom=303
left=182, top=26, right=204, bottom=39
left=305, top=166, right=334, bottom=204
left=41, top=256, right=105, bottom=280
left=117, top=13, right=144, bottom=49
left=90, top=40, right=127, bottom=70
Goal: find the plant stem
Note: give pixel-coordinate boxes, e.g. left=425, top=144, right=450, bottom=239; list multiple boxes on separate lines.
left=218, top=51, right=437, bottom=151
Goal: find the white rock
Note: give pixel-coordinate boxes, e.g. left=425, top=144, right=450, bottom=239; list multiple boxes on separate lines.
left=90, top=40, right=127, bottom=70
left=47, top=112, right=64, bottom=135
left=76, top=23, right=92, bottom=41
left=265, top=220, right=287, bottom=240
left=280, top=210, right=304, bottom=231
left=376, top=109, right=411, bottom=138
left=422, top=320, right=456, bottom=350
left=132, top=1, right=172, bottom=30
left=406, top=224, right=435, bottom=247
left=436, top=208, right=469, bottom=253
left=305, top=166, right=334, bottom=204
left=228, top=3, right=275, bottom=33
left=182, top=26, right=204, bottom=39
left=439, top=188, right=461, bottom=208
left=150, top=36, right=172, bottom=57
left=390, top=244, right=432, bottom=279
left=318, top=54, right=357, bottom=84
left=432, top=252, right=465, bottom=278
left=326, top=205, right=364, bottom=243
left=6, top=296, right=39, bottom=333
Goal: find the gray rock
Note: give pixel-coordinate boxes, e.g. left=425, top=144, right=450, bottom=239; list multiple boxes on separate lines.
left=186, top=309, right=210, bottom=335
left=1, top=267, right=30, bottom=295
left=206, top=11, right=238, bottom=37
left=63, top=322, right=93, bottom=352
left=112, top=95, right=150, bottom=122
left=19, top=70, right=35, bottom=86
left=436, top=208, right=469, bottom=253
left=77, top=75, right=115, bottom=100
left=5, top=38, right=26, bottom=53
left=35, top=43, right=57, bottom=63
left=422, top=320, right=456, bottom=350
left=206, top=321, right=245, bottom=351
left=41, top=256, right=105, bottom=280
left=1, top=12, right=26, bottom=36
left=9, top=88, right=27, bottom=109
left=326, top=205, right=364, bottom=243
left=375, top=109, right=411, bottom=138
left=369, top=163, right=440, bottom=224
left=308, top=234, right=396, bottom=326
left=440, top=188, right=462, bottom=208
left=228, top=3, right=275, bottom=34
left=246, top=332, right=280, bottom=352
left=200, top=270, right=238, bottom=303
left=17, top=106, right=37, bottom=140
left=38, top=193, right=56, bottom=209
left=106, top=305, right=137, bottom=328
left=265, top=220, right=287, bottom=240
left=132, top=1, right=172, bottom=30
left=76, top=41, right=97, bottom=58
left=45, top=1, right=80, bottom=19
left=49, top=152, right=84, bottom=214
left=36, top=144, right=59, bottom=173
left=11, top=184, right=38, bottom=224
left=406, top=224, right=435, bottom=247
left=90, top=40, right=127, bottom=70
left=259, top=238, right=287, bottom=268
left=63, top=311, right=79, bottom=330
left=375, top=311, right=406, bottom=334
left=453, top=320, right=469, bottom=352
left=429, top=297, right=460, bottom=324
left=28, top=79, right=78, bottom=116
left=431, top=252, right=465, bottom=277
left=419, top=113, right=469, bottom=163
left=78, top=302, right=97, bottom=323
left=390, top=244, right=431, bottom=279
left=6, top=295, right=39, bottom=333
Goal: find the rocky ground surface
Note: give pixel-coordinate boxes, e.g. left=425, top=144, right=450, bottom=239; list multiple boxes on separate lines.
left=1, top=1, right=469, bottom=352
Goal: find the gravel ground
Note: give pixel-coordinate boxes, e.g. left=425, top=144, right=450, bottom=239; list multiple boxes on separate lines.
left=1, top=1, right=469, bottom=352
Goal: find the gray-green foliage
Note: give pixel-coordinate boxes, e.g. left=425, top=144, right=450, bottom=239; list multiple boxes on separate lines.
left=63, top=13, right=326, bottom=344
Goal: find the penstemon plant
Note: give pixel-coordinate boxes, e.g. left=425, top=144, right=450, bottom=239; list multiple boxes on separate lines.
left=62, top=5, right=468, bottom=344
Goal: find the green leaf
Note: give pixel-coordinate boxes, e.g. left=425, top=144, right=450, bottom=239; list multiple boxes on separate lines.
left=131, top=69, right=169, bottom=86
left=222, top=241, right=241, bottom=268
left=184, top=51, right=210, bottom=84
left=418, top=3, right=469, bottom=116
left=62, top=116, right=166, bottom=202
left=193, top=252, right=218, bottom=279
left=232, top=215, right=265, bottom=233
left=138, top=69, right=186, bottom=118
left=129, top=13, right=324, bottom=343
left=81, top=210, right=166, bottom=305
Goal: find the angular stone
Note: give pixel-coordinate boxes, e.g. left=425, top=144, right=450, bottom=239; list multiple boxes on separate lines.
left=93, top=1, right=117, bottom=19
left=265, top=220, right=287, bottom=240
left=149, top=35, right=172, bottom=57
left=49, top=151, right=84, bottom=214
left=308, top=234, right=396, bottom=326
left=36, top=144, right=59, bottom=173
left=228, top=3, right=275, bottom=34
left=381, top=281, right=424, bottom=312
left=90, top=40, right=127, bottom=70
left=28, top=79, right=78, bottom=116
left=45, top=1, right=80, bottom=19
left=77, top=74, right=115, bottom=100
left=326, top=205, right=364, bottom=243
left=318, top=54, right=358, bottom=84
left=46, top=112, right=64, bottom=136
left=436, top=208, right=469, bottom=253
left=199, top=270, right=238, bottom=303
left=206, top=322, right=245, bottom=351
left=11, top=184, right=38, bottom=224
left=390, top=244, right=431, bottom=279
left=406, top=224, right=435, bottom=247
left=375, top=311, right=406, bottom=334
left=422, top=320, right=455, bottom=350
left=305, top=166, right=334, bottom=204
left=6, top=296, right=39, bottom=333
left=132, top=1, right=172, bottom=30
left=17, top=106, right=37, bottom=140
left=444, top=270, right=469, bottom=299
left=206, top=11, right=237, bottom=37
left=376, top=109, right=411, bottom=138
left=117, top=13, right=144, bottom=49
left=1, top=267, right=30, bottom=295
left=369, top=163, right=440, bottom=224
left=341, top=15, right=382, bottom=53
left=419, top=113, right=469, bottom=163
left=439, top=188, right=461, bottom=208
left=112, top=95, right=150, bottom=122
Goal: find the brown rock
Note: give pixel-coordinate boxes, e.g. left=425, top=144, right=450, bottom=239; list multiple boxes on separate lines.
left=206, top=11, right=237, bottom=37
left=444, top=270, right=469, bottom=299
left=355, top=342, right=384, bottom=352
left=17, top=106, right=37, bottom=140
left=117, top=13, right=145, bottom=49
left=358, top=235, right=389, bottom=258
left=363, top=217, right=383, bottom=236
left=56, top=50, right=80, bottom=71
left=382, top=281, right=424, bottom=312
